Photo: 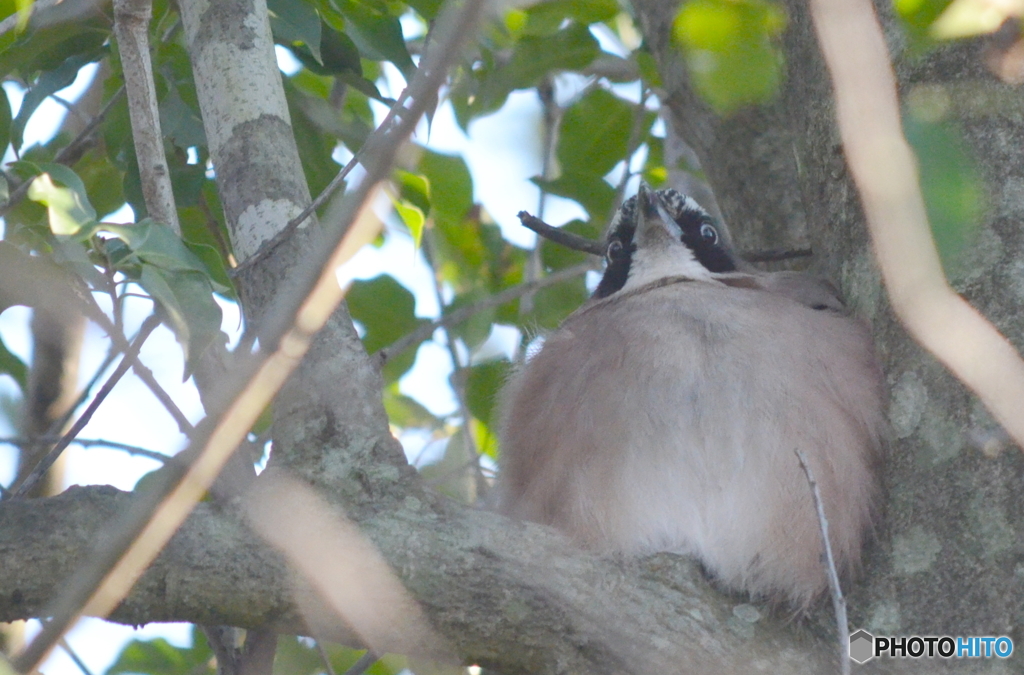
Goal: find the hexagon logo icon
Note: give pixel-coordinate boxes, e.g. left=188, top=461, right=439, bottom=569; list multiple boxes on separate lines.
left=849, top=629, right=875, bottom=664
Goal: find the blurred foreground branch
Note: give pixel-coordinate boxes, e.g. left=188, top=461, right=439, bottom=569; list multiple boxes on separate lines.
left=811, top=0, right=1024, bottom=447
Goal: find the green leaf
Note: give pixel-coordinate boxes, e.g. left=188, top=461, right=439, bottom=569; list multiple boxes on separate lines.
left=556, top=88, right=633, bottom=178
left=11, top=52, right=100, bottom=151
left=471, top=416, right=500, bottom=460
left=904, top=113, right=985, bottom=275
left=393, top=199, right=425, bottom=248
left=51, top=237, right=107, bottom=288
left=466, top=23, right=601, bottom=121
left=347, top=275, right=423, bottom=353
left=268, top=0, right=323, bottom=63
left=284, top=80, right=341, bottom=198
left=139, top=265, right=224, bottom=378
left=0, top=334, right=27, bottom=392
left=672, top=0, right=787, bottom=114
left=383, top=382, right=441, bottom=428
left=642, top=135, right=668, bottom=187
left=286, top=22, right=362, bottom=76
left=184, top=240, right=234, bottom=295
left=107, top=626, right=213, bottom=675
left=271, top=636, right=322, bottom=675
left=444, top=289, right=494, bottom=349
left=465, top=358, right=512, bottom=427
left=526, top=275, right=588, bottom=330
left=523, top=0, right=620, bottom=36
left=403, top=0, right=443, bottom=20
left=0, top=20, right=107, bottom=80
left=96, top=219, right=227, bottom=374
left=394, top=169, right=430, bottom=214
left=27, top=169, right=97, bottom=235
left=332, top=0, right=415, bottom=76
left=532, top=171, right=616, bottom=223
left=73, top=151, right=126, bottom=218
left=159, top=85, right=207, bottom=149
left=0, top=86, right=12, bottom=154
left=102, top=220, right=211, bottom=274
left=893, top=0, right=955, bottom=52
left=419, top=149, right=473, bottom=223
left=635, top=50, right=663, bottom=88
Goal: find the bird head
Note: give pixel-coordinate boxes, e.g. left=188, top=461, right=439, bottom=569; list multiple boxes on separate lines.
left=594, top=185, right=738, bottom=298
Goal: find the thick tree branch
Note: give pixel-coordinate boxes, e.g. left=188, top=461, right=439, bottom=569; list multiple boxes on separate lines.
left=0, top=484, right=836, bottom=674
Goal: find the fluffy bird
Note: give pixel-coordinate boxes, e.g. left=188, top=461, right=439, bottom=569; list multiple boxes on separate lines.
left=497, top=185, right=885, bottom=608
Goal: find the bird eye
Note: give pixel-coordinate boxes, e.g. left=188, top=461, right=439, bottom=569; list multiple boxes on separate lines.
left=606, top=239, right=624, bottom=260
left=700, top=223, right=719, bottom=245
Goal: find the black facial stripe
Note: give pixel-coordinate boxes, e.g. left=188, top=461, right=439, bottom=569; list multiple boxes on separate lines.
left=680, top=213, right=736, bottom=274
left=593, top=189, right=737, bottom=299
left=594, top=237, right=635, bottom=298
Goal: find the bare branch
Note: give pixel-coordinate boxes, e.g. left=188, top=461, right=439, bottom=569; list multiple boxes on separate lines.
left=0, top=437, right=170, bottom=464
left=314, top=642, right=339, bottom=675
left=113, top=0, right=180, bottom=233
left=809, top=0, right=1024, bottom=447
left=517, top=211, right=606, bottom=256
left=795, top=450, right=849, bottom=675
left=58, top=639, right=96, bottom=675
left=8, top=314, right=162, bottom=499
left=341, top=652, right=376, bottom=675
left=743, top=247, right=814, bottom=263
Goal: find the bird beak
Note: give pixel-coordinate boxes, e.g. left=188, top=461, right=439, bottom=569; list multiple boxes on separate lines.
left=635, top=183, right=682, bottom=247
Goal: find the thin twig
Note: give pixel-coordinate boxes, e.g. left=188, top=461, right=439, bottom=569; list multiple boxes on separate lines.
left=517, top=211, right=606, bottom=256
left=794, top=449, right=849, bottom=675
left=10, top=314, right=162, bottom=499
left=59, top=638, right=96, bottom=675
left=10, top=0, right=485, bottom=668
left=422, top=229, right=484, bottom=492
left=75, top=289, right=195, bottom=435
left=340, top=651, right=377, bottom=675
left=314, top=642, right=338, bottom=675
left=376, top=261, right=594, bottom=364
left=743, top=247, right=814, bottom=263
left=0, top=437, right=170, bottom=463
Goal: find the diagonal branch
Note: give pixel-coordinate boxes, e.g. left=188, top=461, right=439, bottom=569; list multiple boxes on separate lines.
left=8, top=314, right=162, bottom=498
left=810, top=0, right=1024, bottom=447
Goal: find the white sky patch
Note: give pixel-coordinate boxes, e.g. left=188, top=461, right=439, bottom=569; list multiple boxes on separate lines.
left=1, top=62, right=100, bottom=163
left=22, top=618, right=194, bottom=675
